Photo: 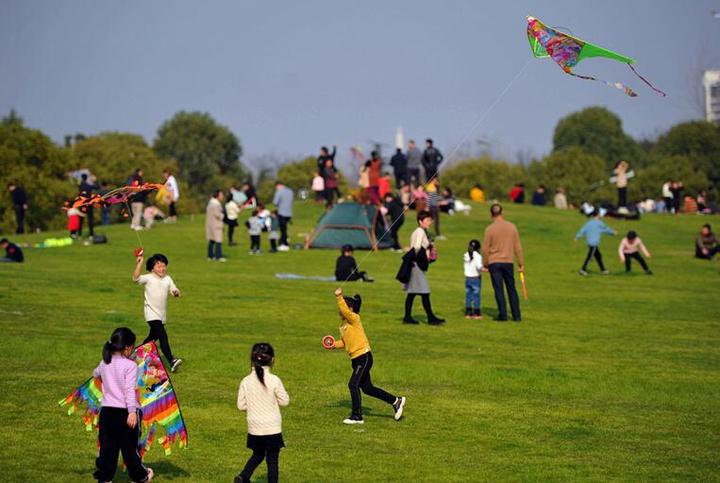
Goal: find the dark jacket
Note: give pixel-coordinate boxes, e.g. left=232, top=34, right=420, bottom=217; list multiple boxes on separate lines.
left=531, top=191, right=546, bottom=206
left=128, top=174, right=147, bottom=203
left=396, top=246, right=429, bottom=283
left=390, top=152, right=408, bottom=175
left=317, top=147, right=337, bottom=172
left=11, top=187, right=27, bottom=206
left=335, top=255, right=358, bottom=281
left=4, top=242, right=24, bottom=262
left=385, top=198, right=405, bottom=224
left=421, top=147, right=443, bottom=178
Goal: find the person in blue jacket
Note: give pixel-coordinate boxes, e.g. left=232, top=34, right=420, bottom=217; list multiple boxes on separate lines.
left=575, top=209, right=617, bottom=275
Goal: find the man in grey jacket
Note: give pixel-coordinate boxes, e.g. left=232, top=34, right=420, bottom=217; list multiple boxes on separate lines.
left=272, top=181, right=294, bottom=251
left=405, top=139, right=422, bottom=186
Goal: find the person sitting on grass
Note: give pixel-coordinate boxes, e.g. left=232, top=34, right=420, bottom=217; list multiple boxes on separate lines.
left=323, top=287, right=405, bottom=425
left=0, top=238, right=23, bottom=262
left=133, top=253, right=183, bottom=372
left=575, top=209, right=617, bottom=276
left=695, top=224, right=719, bottom=260
left=618, top=230, right=652, bottom=274
left=335, top=245, right=373, bottom=282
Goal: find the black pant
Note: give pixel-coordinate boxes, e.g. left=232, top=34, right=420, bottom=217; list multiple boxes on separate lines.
left=270, top=239, right=277, bottom=252
left=227, top=220, right=238, bottom=244
left=349, top=352, right=396, bottom=417
left=624, top=252, right=649, bottom=272
left=404, top=293, right=438, bottom=320
left=79, top=206, right=95, bottom=237
left=394, top=171, right=408, bottom=189
left=407, top=167, right=421, bottom=186
left=14, top=205, right=25, bottom=234
left=207, top=240, right=223, bottom=259
left=143, top=320, right=174, bottom=362
left=696, top=246, right=719, bottom=259
left=581, top=246, right=605, bottom=272
left=169, top=201, right=177, bottom=217
left=618, top=187, right=627, bottom=208
left=389, top=219, right=403, bottom=249
left=250, top=235, right=260, bottom=251
left=94, top=407, right=148, bottom=482
left=278, top=216, right=291, bottom=246
left=488, top=263, right=521, bottom=321
left=240, top=447, right=280, bottom=483
left=429, top=205, right=440, bottom=236
left=664, top=197, right=674, bottom=213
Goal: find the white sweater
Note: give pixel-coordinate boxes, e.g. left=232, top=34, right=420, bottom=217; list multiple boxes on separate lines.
left=463, top=251, right=483, bottom=277
left=237, top=367, right=289, bottom=436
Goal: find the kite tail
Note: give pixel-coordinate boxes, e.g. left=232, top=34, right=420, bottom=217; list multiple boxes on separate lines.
left=628, top=64, right=667, bottom=97
left=568, top=72, right=637, bottom=97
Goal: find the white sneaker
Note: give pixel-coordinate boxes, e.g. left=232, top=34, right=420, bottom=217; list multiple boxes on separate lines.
left=170, top=358, right=183, bottom=372
left=393, top=396, right=406, bottom=420
left=140, top=466, right=154, bottom=482
left=343, top=415, right=364, bottom=425
left=217, top=257, right=227, bottom=262
left=278, top=245, right=290, bottom=252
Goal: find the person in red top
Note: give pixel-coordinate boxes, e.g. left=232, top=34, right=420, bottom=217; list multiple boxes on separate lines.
left=378, top=172, right=391, bottom=199
left=365, top=151, right=382, bottom=205
left=509, top=183, right=525, bottom=204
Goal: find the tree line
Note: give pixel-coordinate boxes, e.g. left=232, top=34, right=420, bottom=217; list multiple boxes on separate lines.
left=1, top=106, right=718, bottom=234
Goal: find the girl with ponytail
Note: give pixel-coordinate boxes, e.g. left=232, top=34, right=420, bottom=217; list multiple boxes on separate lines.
left=463, top=239, right=483, bottom=319
left=236, top=343, right=289, bottom=483
left=93, top=327, right=154, bottom=482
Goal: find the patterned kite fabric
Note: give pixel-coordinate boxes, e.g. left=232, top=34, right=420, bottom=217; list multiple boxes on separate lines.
left=526, top=15, right=665, bottom=97
left=59, top=342, right=188, bottom=459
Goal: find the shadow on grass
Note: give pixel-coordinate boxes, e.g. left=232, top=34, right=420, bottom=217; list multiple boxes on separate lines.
left=140, top=460, right=191, bottom=480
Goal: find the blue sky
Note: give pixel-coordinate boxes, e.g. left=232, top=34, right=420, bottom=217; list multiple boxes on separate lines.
left=2, top=1, right=719, bottom=173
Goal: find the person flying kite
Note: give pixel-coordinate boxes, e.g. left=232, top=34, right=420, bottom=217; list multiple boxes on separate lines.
left=527, top=16, right=666, bottom=97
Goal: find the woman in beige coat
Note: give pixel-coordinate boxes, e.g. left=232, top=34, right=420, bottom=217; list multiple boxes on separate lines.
left=206, top=190, right=226, bottom=261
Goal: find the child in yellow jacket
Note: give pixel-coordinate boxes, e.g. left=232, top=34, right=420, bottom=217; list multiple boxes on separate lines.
left=325, top=287, right=406, bottom=424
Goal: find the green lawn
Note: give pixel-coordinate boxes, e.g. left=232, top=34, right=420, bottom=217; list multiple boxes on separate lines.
left=1, top=201, right=718, bottom=482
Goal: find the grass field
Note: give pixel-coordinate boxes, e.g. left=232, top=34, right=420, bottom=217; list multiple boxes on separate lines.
left=1, top=200, right=718, bottom=482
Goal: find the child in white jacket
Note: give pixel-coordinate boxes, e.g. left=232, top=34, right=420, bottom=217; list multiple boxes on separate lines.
left=236, top=343, right=289, bottom=483
left=463, top=239, right=483, bottom=319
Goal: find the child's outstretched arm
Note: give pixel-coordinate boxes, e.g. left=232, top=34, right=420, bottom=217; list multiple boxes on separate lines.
left=132, top=256, right=143, bottom=282
left=168, top=276, right=181, bottom=297
left=334, top=288, right=359, bottom=325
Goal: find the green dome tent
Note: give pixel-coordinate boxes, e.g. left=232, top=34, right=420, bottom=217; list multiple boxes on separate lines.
left=306, top=202, right=393, bottom=250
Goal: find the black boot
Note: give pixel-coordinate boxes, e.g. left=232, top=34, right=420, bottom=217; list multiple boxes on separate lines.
left=473, top=308, right=482, bottom=319
left=403, top=294, right=419, bottom=324
left=465, top=307, right=472, bottom=318
left=422, top=294, right=445, bottom=324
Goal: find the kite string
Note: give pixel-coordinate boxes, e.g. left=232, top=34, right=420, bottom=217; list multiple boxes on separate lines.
left=125, top=200, right=145, bottom=249
left=340, top=58, right=532, bottom=287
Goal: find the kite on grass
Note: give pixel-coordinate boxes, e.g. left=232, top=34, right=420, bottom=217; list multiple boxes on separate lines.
left=59, top=342, right=188, bottom=459
left=67, top=183, right=165, bottom=211
left=527, top=16, right=666, bottom=97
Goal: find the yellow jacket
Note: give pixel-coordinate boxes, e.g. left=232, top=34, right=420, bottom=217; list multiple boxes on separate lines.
left=334, top=295, right=371, bottom=359
left=470, top=187, right=485, bottom=202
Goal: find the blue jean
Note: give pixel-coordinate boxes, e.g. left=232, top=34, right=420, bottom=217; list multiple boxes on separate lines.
left=465, top=277, right=481, bottom=310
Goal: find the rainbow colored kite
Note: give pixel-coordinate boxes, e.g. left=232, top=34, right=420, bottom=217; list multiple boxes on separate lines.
left=527, top=16, right=666, bottom=97
left=66, top=183, right=165, bottom=211
left=59, top=342, right=188, bottom=459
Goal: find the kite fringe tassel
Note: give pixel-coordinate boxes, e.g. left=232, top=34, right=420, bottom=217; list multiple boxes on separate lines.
left=628, top=64, right=667, bottom=97
left=59, top=342, right=188, bottom=460
left=569, top=72, right=637, bottom=97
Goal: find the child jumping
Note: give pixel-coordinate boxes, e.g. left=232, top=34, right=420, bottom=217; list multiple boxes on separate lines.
left=618, top=230, right=652, bottom=274
left=92, top=327, right=153, bottom=483
left=325, top=287, right=405, bottom=424
left=463, top=239, right=483, bottom=319
left=235, top=343, right=289, bottom=483
left=575, top=209, right=617, bottom=276
left=133, top=253, right=183, bottom=372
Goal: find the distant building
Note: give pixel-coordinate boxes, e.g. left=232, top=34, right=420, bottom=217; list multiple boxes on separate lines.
left=703, top=70, right=720, bottom=124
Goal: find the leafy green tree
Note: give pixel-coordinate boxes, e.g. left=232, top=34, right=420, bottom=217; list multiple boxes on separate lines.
left=652, top=121, right=720, bottom=185
left=153, top=111, right=246, bottom=198
left=528, top=147, right=613, bottom=205
left=0, top=117, right=75, bottom=233
left=553, top=107, right=645, bottom=169
left=635, top=155, right=709, bottom=201
left=440, top=156, right=527, bottom=200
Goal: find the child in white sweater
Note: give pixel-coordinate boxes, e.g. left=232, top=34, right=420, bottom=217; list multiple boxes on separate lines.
left=236, top=343, right=289, bottom=483
left=463, top=239, right=483, bottom=319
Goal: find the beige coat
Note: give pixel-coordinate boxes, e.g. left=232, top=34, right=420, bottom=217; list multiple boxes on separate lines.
left=206, top=197, right=224, bottom=242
